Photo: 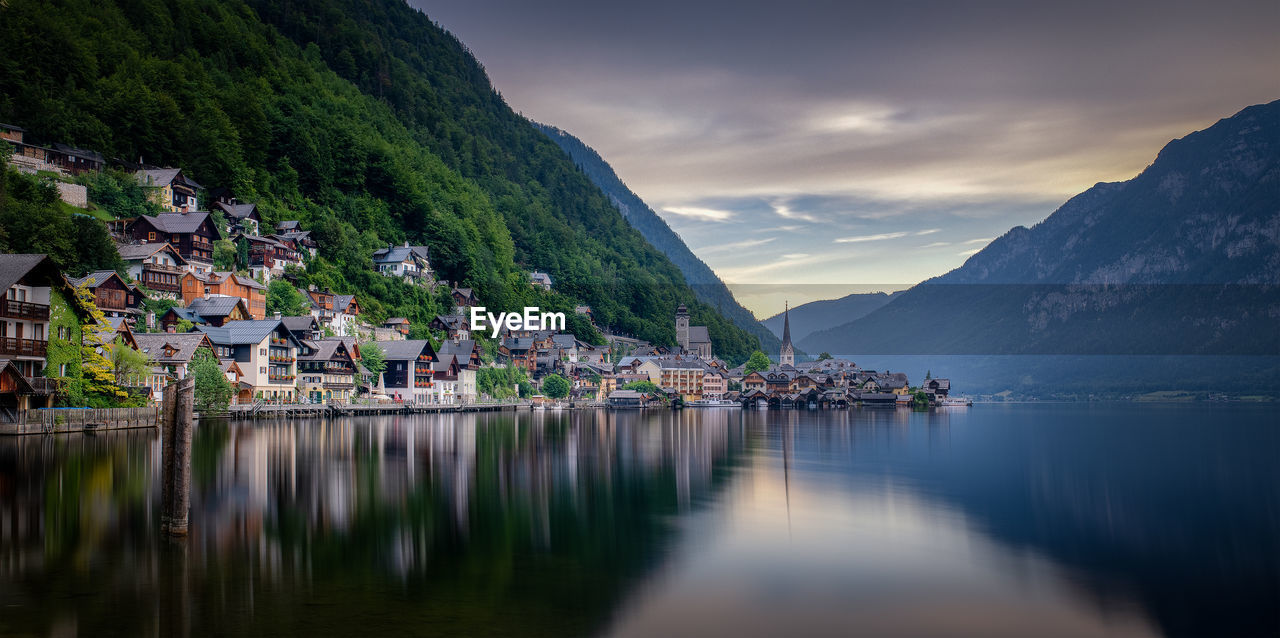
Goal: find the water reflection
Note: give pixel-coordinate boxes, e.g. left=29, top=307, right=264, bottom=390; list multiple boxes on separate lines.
left=0, top=405, right=1276, bottom=637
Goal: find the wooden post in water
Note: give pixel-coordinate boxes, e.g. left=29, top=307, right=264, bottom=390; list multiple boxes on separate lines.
left=161, top=377, right=195, bottom=536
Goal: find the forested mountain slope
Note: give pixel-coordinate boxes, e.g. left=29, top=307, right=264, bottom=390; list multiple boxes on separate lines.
left=0, top=0, right=761, bottom=362
left=534, top=123, right=781, bottom=353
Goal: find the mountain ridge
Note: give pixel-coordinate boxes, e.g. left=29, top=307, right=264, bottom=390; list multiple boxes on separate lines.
left=799, top=99, right=1280, bottom=356
left=534, top=122, right=781, bottom=353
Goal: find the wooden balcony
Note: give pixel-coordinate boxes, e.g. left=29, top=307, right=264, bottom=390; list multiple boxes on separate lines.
left=0, top=337, right=47, bottom=358
left=0, top=299, right=50, bottom=321
left=143, top=262, right=184, bottom=274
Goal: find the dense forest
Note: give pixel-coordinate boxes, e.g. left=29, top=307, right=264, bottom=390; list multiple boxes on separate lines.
left=0, top=0, right=761, bottom=363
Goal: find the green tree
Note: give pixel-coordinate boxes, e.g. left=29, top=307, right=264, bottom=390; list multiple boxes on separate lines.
left=517, top=379, right=532, bottom=398
left=266, top=279, right=308, bottom=316
left=360, top=342, right=386, bottom=388
left=743, top=350, right=771, bottom=375
left=912, top=390, right=930, bottom=410
left=213, top=239, right=237, bottom=271
left=816, top=352, right=832, bottom=361
left=541, top=373, right=570, bottom=399
left=925, top=370, right=932, bottom=379
left=110, top=337, right=151, bottom=388
left=192, top=347, right=233, bottom=412
left=622, top=380, right=659, bottom=394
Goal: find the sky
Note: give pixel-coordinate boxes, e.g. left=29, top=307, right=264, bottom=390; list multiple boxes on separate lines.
left=411, top=0, right=1280, bottom=316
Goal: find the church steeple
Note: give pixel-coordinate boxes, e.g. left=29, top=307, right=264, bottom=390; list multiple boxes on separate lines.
left=779, top=301, right=794, bottom=366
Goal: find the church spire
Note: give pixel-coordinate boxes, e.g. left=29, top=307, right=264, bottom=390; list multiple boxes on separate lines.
left=780, top=301, right=794, bottom=366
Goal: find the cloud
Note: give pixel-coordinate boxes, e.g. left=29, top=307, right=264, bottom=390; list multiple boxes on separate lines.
left=782, top=253, right=809, bottom=259
left=920, top=241, right=951, bottom=248
left=770, top=201, right=821, bottom=223
left=915, top=228, right=941, bottom=235
left=962, top=237, right=995, bottom=244
left=958, top=248, right=983, bottom=256
left=662, top=206, right=735, bottom=222
left=693, top=237, right=776, bottom=254
left=835, top=232, right=909, bottom=243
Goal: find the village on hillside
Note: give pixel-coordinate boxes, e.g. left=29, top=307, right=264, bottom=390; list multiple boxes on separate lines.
left=1, top=123, right=956, bottom=422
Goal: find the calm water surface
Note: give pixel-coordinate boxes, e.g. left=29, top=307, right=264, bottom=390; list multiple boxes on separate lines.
left=0, top=404, right=1276, bottom=637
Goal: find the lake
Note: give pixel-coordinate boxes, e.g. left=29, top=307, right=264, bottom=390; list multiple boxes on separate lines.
left=1, top=404, right=1276, bottom=637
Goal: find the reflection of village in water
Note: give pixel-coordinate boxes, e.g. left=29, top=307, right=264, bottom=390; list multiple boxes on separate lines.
left=1, top=406, right=1276, bottom=638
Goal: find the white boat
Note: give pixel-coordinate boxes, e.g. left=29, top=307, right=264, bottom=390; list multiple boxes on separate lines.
left=939, top=397, right=972, bottom=406
left=687, top=399, right=739, bottom=408
left=531, top=404, right=546, bottom=411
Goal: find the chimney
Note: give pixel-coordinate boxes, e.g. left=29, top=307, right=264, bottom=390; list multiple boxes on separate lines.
left=274, top=312, right=282, bottom=320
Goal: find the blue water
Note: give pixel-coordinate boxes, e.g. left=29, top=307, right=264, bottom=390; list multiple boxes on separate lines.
left=0, top=404, right=1275, bottom=637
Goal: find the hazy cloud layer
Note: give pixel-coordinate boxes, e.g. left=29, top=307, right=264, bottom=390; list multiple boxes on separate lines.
left=412, top=0, right=1280, bottom=315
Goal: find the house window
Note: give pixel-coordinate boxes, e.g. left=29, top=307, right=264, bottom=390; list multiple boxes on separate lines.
left=260, top=367, right=266, bottom=374
left=59, top=363, right=67, bottom=376
left=148, top=232, right=156, bottom=241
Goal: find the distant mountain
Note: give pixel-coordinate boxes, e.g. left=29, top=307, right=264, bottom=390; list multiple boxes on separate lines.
left=761, top=292, right=901, bottom=344
left=536, top=123, right=781, bottom=353
left=800, top=100, right=1280, bottom=356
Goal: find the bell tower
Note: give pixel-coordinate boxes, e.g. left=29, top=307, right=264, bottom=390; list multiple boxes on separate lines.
left=675, top=304, right=690, bottom=350
left=779, top=302, right=795, bottom=366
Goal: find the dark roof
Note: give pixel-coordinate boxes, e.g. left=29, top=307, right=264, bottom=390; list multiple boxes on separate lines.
left=138, top=212, right=218, bottom=236
left=66, top=270, right=126, bottom=290
left=187, top=296, right=248, bottom=319
left=377, top=339, right=433, bottom=361
left=198, top=319, right=292, bottom=346
left=550, top=334, right=577, bottom=349
left=214, top=202, right=258, bottom=220
left=115, top=242, right=187, bottom=264
left=299, top=338, right=351, bottom=362
left=438, top=339, right=477, bottom=362
left=333, top=294, right=357, bottom=312
left=372, top=245, right=416, bottom=264
left=276, top=221, right=301, bottom=231
left=164, top=307, right=207, bottom=325
left=280, top=315, right=319, bottom=333
left=687, top=326, right=710, bottom=344
left=51, top=143, right=104, bottom=163
left=384, top=317, right=410, bottom=325
left=135, top=168, right=182, bottom=188
left=0, top=123, right=25, bottom=132
left=503, top=337, right=534, bottom=351
left=133, top=333, right=212, bottom=363
left=0, top=254, right=54, bottom=292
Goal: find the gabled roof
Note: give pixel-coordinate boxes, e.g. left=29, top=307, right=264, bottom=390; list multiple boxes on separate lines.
left=377, top=339, right=434, bottom=361
left=66, top=270, right=128, bottom=290
left=529, top=271, right=553, bottom=285
left=133, top=333, right=213, bottom=364
left=384, top=317, right=410, bottom=325
left=198, top=319, right=295, bottom=346
left=135, top=168, right=183, bottom=188
left=214, top=201, right=259, bottom=221
left=333, top=294, right=357, bottom=313
left=276, top=221, right=301, bottom=231
left=372, top=245, right=419, bottom=264
left=136, top=212, right=219, bottom=237
left=687, top=326, right=710, bottom=344
left=0, top=253, right=56, bottom=292
left=115, top=242, right=187, bottom=264
left=299, top=338, right=352, bottom=362
left=503, top=337, right=534, bottom=351
left=438, top=339, right=477, bottom=360
left=187, top=295, right=249, bottom=319
left=550, top=334, right=577, bottom=349
left=280, top=315, right=320, bottom=333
